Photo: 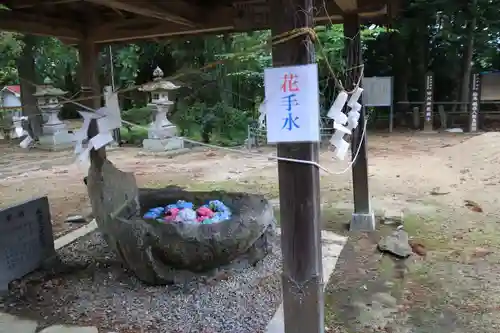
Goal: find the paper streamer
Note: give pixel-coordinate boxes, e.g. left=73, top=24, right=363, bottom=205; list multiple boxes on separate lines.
left=327, top=91, right=348, bottom=119
left=15, top=126, right=24, bottom=138
left=328, top=89, right=364, bottom=160
left=103, top=86, right=122, bottom=130
left=73, top=108, right=115, bottom=168
left=97, top=114, right=113, bottom=133
left=90, top=132, right=114, bottom=150
left=19, top=135, right=33, bottom=149
left=76, top=146, right=91, bottom=171
left=334, top=139, right=350, bottom=160
left=333, top=122, right=352, bottom=135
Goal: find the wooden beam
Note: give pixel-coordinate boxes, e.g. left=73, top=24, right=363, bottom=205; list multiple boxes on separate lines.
left=89, top=4, right=389, bottom=44
left=334, top=0, right=358, bottom=12
left=7, top=0, right=79, bottom=9
left=83, top=0, right=197, bottom=28
left=93, top=24, right=234, bottom=44
left=78, top=39, right=106, bottom=163
left=0, top=11, right=83, bottom=40
left=89, top=6, right=235, bottom=43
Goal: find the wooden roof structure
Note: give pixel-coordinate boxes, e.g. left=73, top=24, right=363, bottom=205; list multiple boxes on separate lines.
left=0, top=0, right=399, bottom=44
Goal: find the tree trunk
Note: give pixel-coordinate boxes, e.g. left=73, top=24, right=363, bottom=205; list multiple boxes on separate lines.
left=459, top=0, right=477, bottom=112
left=391, top=31, right=410, bottom=116
left=222, top=34, right=233, bottom=107
left=413, top=24, right=427, bottom=104
left=16, top=34, right=42, bottom=138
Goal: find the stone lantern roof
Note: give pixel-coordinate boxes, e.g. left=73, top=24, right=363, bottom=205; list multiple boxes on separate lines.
left=33, top=77, right=67, bottom=97
left=139, top=67, right=181, bottom=92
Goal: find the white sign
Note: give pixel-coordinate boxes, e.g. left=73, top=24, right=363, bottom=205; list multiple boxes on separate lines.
left=264, top=64, right=320, bottom=143
left=363, top=77, right=392, bottom=106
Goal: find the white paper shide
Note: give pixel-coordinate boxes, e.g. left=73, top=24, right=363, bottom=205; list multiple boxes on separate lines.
left=74, top=106, right=119, bottom=170
left=263, top=64, right=320, bottom=143
left=327, top=87, right=363, bottom=160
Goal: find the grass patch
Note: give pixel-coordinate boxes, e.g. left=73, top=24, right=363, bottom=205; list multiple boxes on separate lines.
left=324, top=310, right=350, bottom=333
left=272, top=205, right=351, bottom=232
left=184, top=179, right=279, bottom=199
left=144, top=178, right=279, bottom=199
left=402, top=214, right=455, bottom=252
left=321, top=205, right=351, bottom=234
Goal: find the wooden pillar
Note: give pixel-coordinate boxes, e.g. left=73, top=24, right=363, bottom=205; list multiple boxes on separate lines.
left=270, top=0, right=323, bottom=332
left=423, top=72, right=434, bottom=132
left=469, top=73, right=481, bottom=132
left=344, top=14, right=375, bottom=231
left=78, top=39, right=106, bottom=166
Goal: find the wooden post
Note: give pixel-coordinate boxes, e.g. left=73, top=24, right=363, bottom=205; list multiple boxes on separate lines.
left=423, top=72, right=434, bottom=132
left=344, top=14, right=375, bottom=231
left=78, top=39, right=106, bottom=166
left=469, top=73, right=481, bottom=132
left=269, top=0, right=323, bottom=332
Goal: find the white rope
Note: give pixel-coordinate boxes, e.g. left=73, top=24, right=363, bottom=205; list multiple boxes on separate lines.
left=61, top=95, right=370, bottom=176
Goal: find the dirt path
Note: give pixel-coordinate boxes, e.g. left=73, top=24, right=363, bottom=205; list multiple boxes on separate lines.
left=322, top=132, right=500, bottom=333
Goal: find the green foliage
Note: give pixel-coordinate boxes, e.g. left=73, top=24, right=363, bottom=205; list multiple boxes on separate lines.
left=0, top=32, right=22, bottom=85
left=1, top=0, right=499, bottom=142
left=121, top=106, right=152, bottom=126
left=119, top=126, right=148, bottom=145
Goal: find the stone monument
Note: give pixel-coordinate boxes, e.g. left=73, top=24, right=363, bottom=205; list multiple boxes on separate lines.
left=34, top=77, right=75, bottom=150
left=140, top=67, right=184, bottom=152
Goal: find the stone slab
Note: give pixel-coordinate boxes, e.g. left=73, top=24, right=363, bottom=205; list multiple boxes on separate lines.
left=54, top=219, right=97, bottom=250
left=0, top=313, right=37, bottom=333
left=0, top=196, right=55, bottom=293
left=39, top=325, right=98, bottom=333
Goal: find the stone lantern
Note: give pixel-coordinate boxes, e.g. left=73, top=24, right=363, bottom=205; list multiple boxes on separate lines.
left=139, top=67, right=184, bottom=152
left=33, top=77, right=75, bottom=150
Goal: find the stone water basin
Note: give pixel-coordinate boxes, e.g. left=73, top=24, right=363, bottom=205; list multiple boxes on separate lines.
left=107, top=187, right=276, bottom=284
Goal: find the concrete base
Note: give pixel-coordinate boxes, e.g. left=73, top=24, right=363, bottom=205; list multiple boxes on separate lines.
left=350, top=212, right=376, bottom=232
left=142, top=137, right=184, bottom=152
left=137, top=148, right=191, bottom=158
left=37, top=131, right=76, bottom=151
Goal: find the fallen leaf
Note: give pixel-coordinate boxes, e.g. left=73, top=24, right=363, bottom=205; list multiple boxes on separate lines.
left=472, top=247, right=492, bottom=258
left=430, top=187, right=450, bottom=196
left=464, top=200, right=483, bottom=212
left=409, top=240, right=427, bottom=257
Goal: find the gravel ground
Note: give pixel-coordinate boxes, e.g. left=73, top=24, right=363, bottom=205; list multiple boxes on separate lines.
left=1, top=231, right=283, bottom=333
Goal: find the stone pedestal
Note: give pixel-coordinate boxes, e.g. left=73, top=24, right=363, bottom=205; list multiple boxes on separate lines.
left=43, top=110, right=66, bottom=135
left=148, top=123, right=178, bottom=139
left=143, top=137, right=184, bottom=152
left=38, top=130, right=75, bottom=151
left=38, top=111, right=75, bottom=150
